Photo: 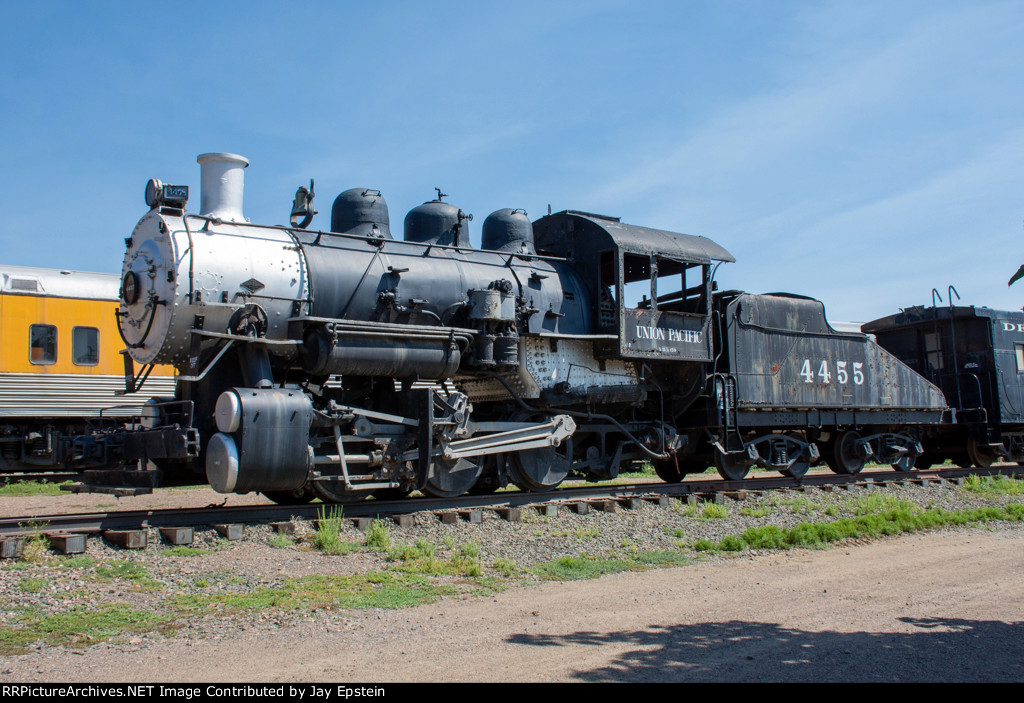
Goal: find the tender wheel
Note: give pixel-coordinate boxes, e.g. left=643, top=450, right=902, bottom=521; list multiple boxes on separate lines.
left=891, top=454, right=916, bottom=472
left=510, top=446, right=570, bottom=492
left=780, top=432, right=810, bottom=479
left=421, top=457, right=482, bottom=498
left=262, top=487, right=315, bottom=505
left=915, top=454, right=936, bottom=471
left=714, top=449, right=750, bottom=481
left=371, top=487, right=412, bottom=501
left=967, top=437, right=996, bottom=468
left=652, top=456, right=704, bottom=483
left=830, top=430, right=867, bottom=475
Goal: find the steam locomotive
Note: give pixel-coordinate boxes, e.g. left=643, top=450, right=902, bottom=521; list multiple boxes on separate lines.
left=100, top=152, right=948, bottom=502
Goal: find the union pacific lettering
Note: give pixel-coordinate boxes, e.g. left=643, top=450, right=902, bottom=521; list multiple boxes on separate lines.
left=635, top=325, right=702, bottom=344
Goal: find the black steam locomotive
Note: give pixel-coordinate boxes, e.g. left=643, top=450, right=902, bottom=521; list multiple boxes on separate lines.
left=101, top=153, right=948, bottom=502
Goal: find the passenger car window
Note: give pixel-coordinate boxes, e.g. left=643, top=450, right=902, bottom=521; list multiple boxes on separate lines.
left=73, top=326, right=99, bottom=366
left=30, top=324, right=57, bottom=364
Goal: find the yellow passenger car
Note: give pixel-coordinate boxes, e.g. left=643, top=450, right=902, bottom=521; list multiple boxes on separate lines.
left=0, top=265, right=174, bottom=471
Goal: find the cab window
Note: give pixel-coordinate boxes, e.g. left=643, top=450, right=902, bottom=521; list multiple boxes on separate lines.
left=621, top=253, right=708, bottom=315
left=73, top=327, right=99, bottom=366
left=30, top=324, right=57, bottom=364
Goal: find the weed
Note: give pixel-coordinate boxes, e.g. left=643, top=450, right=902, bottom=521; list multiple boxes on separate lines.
left=718, top=535, right=746, bottom=551
left=533, top=554, right=633, bottom=580
left=313, top=506, right=360, bottom=555
left=963, top=474, right=1024, bottom=496
left=0, top=604, right=175, bottom=654
left=701, top=503, right=728, bottom=519
left=574, top=526, right=600, bottom=540
left=93, top=560, right=160, bottom=589
left=17, top=577, right=48, bottom=593
left=19, top=523, right=50, bottom=563
left=492, top=557, right=518, bottom=576
left=845, top=493, right=913, bottom=516
left=442, top=534, right=456, bottom=549
left=532, top=549, right=692, bottom=580
left=671, top=499, right=699, bottom=517
left=739, top=505, right=771, bottom=517
left=741, top=525, right=787, bottom=549
left=55, top=555, right=96, bottom=569
left=163, top=547, right=211, bottom=557
left=388, top=543, right=428, bottom=562
left=665, top=527, right=686, bottom=538
left=788, top=497, right=818, bottom=515
left=631, top=550, right=692, bottom=566
left=269, top=533, right=294, bottom=549
left=365, top=520, right=392, bottom=551
left=386, top=541, right=482, bottom=577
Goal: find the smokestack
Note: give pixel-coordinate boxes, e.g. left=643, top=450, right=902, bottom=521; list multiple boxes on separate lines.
left=197, top=152, right=249, bottom=222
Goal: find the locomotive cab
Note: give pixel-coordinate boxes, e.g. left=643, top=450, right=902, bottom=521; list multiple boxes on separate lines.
left=532, top=211, right=734, bottom=363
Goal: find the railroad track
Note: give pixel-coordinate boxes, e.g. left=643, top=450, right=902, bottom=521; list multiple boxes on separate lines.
left=1, top=465, right=1022, bottom=553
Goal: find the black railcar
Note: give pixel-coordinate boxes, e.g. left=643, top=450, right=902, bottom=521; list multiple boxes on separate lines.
left=863, top=304, right=1024, bottom=467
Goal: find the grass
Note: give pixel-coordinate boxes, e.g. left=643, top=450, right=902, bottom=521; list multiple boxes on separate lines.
left=0, top=480, right=71, bottom=497
left=0, top=604, right=176, bottom=654
left=687, top=502, right=1024, bottom=554
left=845, top=493, right=914, bottom=515
left=17, top=577, right=48, bottom=593
left=532, top=549, right=693, bottom=581
left=268, top=532, right=295, bottom=548
left=170, top=572, right=461, bottom=616
left=963, top=474, right=1024, bottom=496
left=386, top=539, right=484, bottom=577
left=163, top=546, right=211, bottom=557
left=92, top=560, right=161, bottom=589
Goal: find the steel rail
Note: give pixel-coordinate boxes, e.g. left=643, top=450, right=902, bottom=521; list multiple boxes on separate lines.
left=1, top=465, right=1021, bottom=538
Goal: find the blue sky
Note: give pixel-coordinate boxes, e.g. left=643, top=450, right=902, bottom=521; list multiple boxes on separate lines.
left=1, top=1, right=1022, bottom=322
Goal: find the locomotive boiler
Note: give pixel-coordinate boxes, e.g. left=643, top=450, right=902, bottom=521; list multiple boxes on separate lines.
left=108, top=152, right=948, bottom=502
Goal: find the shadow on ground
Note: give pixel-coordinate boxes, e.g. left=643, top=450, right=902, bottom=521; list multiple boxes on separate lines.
left=507, top=617, right=1024, bottom=682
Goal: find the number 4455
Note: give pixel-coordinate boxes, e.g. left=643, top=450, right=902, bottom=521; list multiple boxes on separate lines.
left=799, top=359, right=864, bottom=385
